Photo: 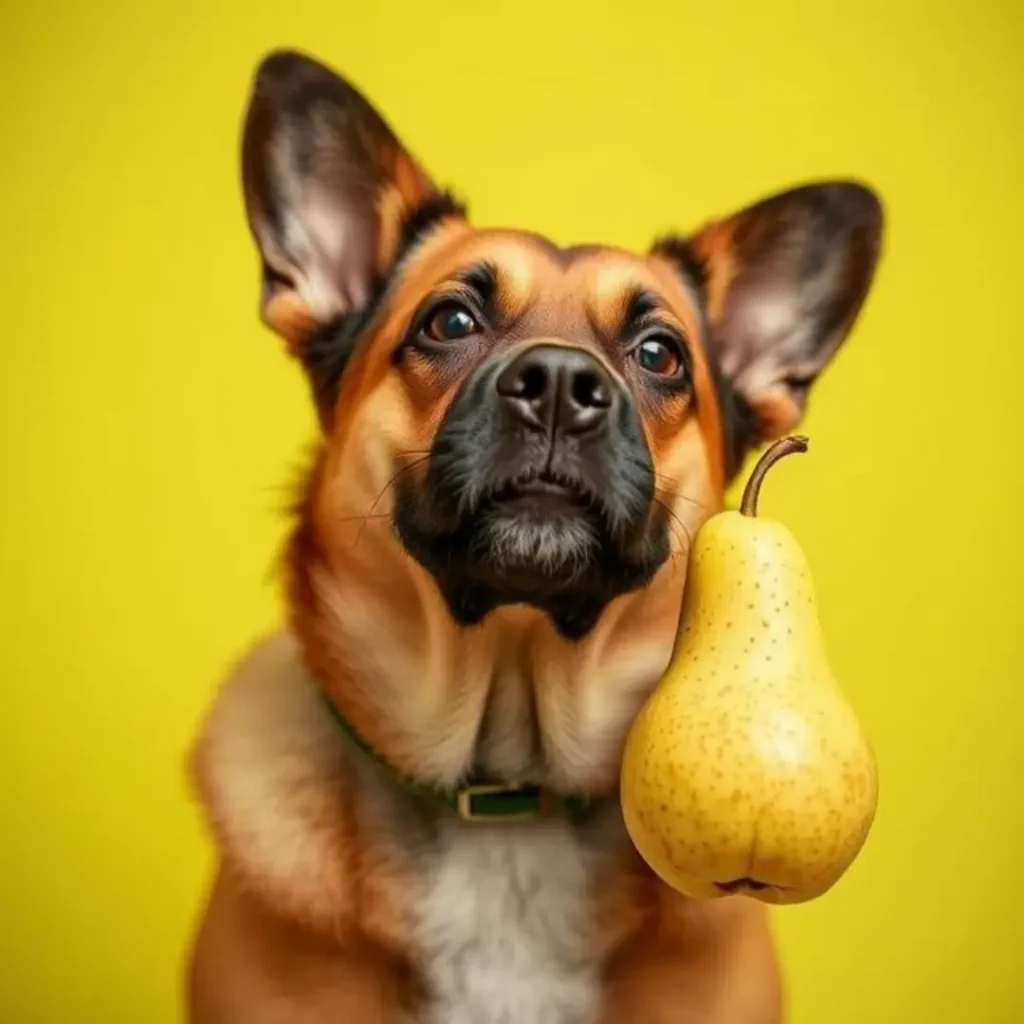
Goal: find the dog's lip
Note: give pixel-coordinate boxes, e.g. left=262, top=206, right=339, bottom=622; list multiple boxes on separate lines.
left=501, top=479, right=575, bottom=498
left=489, top=471, right=594, bottom=508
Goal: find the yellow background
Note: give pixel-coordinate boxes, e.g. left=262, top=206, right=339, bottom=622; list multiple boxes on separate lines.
left=2, top=0, right=1021, bottom=1021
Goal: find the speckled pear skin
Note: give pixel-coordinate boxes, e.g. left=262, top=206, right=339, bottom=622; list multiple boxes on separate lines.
left=620, top=454, right=877, bottom=906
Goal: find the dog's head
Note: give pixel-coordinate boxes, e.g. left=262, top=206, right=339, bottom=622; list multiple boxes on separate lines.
left=242, top=51, right=882, bottom=641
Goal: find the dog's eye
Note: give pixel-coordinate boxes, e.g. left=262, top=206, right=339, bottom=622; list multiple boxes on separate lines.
left=635, top=336, right=684, bottom=378
left=422, top=303, right=481, bottom=342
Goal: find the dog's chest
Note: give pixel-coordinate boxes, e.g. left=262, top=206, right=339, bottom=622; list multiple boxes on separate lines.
left=413, top=821, right=602, bottom=1024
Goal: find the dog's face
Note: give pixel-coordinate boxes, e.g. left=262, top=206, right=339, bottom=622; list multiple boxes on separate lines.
left=382, top=235, right=719, bottom=638
left=241, top=52, right=882, bottom=641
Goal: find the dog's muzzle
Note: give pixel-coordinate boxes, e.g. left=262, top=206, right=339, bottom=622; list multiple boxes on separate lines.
left=392, top=340, right=667, bottom=637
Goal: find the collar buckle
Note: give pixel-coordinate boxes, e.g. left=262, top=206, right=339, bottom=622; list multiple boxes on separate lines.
left=455, top=781, right=555, bottom=822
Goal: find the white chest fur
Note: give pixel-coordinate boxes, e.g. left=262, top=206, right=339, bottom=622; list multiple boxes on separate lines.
left=414, top=820, right=602, bottom=1024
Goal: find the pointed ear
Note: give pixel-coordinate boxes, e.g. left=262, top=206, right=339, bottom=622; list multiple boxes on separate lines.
left=655, top=182, right=883, bottom=443
left=241, top=51, right=446, bottom=354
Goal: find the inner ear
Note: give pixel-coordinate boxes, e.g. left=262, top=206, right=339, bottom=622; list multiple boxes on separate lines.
left=240, top=50, right=458, bottom=353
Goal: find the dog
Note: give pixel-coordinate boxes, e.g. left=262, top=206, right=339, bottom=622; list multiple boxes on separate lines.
left=186, top=49, right=883, bottom=1023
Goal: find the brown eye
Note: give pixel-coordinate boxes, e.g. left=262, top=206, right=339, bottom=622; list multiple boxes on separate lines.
left=635, top=336, right=683, bottom=377
left=422, top=303, right=480, bottom=342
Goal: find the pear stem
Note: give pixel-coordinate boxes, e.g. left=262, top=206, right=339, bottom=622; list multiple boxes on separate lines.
left=740, top=435, right=810, bottom=517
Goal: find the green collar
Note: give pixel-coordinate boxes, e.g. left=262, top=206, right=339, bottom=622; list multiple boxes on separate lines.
left=319, top=693, right=603, bottom=824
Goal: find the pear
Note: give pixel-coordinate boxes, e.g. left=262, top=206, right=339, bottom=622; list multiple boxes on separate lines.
left=620, top=436, right=877, bottom=905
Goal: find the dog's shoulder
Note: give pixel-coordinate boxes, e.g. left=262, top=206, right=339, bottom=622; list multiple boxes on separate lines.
left=190, top=631, right=368, bottom=934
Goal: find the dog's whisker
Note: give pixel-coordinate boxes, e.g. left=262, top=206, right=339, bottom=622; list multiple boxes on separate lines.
left=654, top=487, right=709, bottom=513
left=653, top=496, right=695, bottom=555
left=334, top=512, right=392, bottom=523
left=352, top=455, right=431, bottom=547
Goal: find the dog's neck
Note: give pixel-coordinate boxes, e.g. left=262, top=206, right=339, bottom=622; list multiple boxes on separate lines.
left=285, top=519, right=691, bottom=797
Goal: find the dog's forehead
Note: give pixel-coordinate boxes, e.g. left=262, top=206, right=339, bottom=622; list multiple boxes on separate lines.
left=405, top=226, right=689, bottom=320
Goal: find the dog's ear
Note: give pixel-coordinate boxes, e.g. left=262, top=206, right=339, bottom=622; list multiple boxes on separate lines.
left=655, top=182, right=883, bottom=444
left=241, top=51, right=444, bottom=354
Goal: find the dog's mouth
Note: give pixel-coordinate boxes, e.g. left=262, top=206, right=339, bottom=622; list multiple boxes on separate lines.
left=392, top=415, right=665, bottom=637
left=486, top=469, right=598, bottom=515
left=465, top=467, right=608, bottom=609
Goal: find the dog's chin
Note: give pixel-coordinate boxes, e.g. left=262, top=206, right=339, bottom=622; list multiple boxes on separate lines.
left=449, top=503, right=616, bottom=638
left=394, top=485, right=669, bottom=640
left=474, top=505, right=600, bottom=594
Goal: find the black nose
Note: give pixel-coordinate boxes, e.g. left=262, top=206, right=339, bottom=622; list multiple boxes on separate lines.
left=495, top=344, right=614, bottom=435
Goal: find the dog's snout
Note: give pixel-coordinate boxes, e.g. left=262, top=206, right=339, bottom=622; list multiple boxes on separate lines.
left=495, top=344, right=614, bottom=435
